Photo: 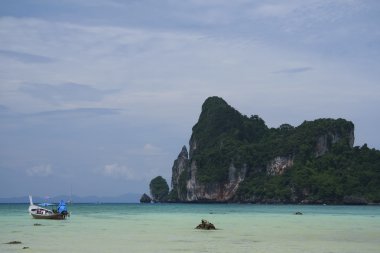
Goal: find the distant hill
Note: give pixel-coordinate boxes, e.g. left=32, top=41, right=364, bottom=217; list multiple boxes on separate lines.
left=0, top=193, right=140, bottom=203
left=162, top=96, right=380, bottom=204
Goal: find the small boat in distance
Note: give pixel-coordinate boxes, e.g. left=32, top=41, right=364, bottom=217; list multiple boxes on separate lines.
left=28, top=195, right=70, bottom=220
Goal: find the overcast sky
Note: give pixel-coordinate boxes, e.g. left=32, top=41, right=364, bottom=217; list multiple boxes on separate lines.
left=1, top=0, right=379, bottom=198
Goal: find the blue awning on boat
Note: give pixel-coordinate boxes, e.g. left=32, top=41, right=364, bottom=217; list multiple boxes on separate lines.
left=58, top=200, right=67, bottom=213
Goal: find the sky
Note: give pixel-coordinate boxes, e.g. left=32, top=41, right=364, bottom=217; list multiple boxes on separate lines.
left=0, top=0, right=379, bottom=198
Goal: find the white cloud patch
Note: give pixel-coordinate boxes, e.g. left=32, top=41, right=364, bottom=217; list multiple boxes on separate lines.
left=143, top=143, right=162, bottom=155
left=102, top=160, right=163, bottom=182
left=27, top=164, right=53, bottom=177
left=102, top=163, right=140, bottom=180
left=252, top=0, right=365, bottom=20
left=254, top=3, right=298, bottom=18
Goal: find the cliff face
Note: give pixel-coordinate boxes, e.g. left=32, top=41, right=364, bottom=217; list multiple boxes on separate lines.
left=315, top=129, right=354, bottom=157
left=184, top=162, right=245, bottom=202
left=170, top=145, right=189, bottom=199
left=169, top=97, right=252, bottom=202
left=266, top=156, right=293, bottom=176
left=167, top=96, right=380, bottom=204
left=172, top=142, right=247, bottom=202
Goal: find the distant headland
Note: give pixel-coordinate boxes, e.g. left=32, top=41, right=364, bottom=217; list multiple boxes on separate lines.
left=0, top=194, right=140, bottom=203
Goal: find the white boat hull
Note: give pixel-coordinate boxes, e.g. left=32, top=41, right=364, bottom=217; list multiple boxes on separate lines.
left=30, top=212, right=67, bottom=220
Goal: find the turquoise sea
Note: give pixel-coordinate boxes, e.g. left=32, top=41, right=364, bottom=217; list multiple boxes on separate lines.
left=1, top=203, right=379, bottom=253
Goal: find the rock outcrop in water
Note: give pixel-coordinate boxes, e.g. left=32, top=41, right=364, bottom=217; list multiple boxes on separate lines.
left=150, top=97, right=380, bottom=204
left=195, top=219, right=216, bottom=230
left=140, top=193, right=152, bottom=203
left=149, top=176, right=169, bottom=202
left=5, top=241, right=22, bottom=244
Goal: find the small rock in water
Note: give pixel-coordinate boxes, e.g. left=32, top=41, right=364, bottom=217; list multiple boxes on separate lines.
left=195, top=219, right=216, bottom=230
left=294, top=211, right=303, bottom=215
left=22, top=247, right=29, bottom=249
left=5, top=241, right=22, bottom=244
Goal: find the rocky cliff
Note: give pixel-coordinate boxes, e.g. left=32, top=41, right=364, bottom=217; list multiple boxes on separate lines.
left=165, top=97, right=380, bottom=204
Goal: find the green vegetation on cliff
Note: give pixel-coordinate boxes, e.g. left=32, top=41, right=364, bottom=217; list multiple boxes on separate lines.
left=187, top=96, right=380, bottom=203
left=237, top=144, right=380, bottom=203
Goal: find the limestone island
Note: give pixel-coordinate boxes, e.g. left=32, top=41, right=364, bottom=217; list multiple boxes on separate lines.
left=146, top=96, right=380, bottom=205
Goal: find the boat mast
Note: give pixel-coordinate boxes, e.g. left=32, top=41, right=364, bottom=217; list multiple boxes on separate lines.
left=69, top=184, right=73, bottom=204
left=29, top=195, right=33, bottom=205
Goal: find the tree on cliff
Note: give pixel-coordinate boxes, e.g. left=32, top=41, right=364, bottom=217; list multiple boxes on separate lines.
left=149, top=176, right=169, bottom=202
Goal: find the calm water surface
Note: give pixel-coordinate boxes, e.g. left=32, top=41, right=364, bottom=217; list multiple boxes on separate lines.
left=1, top=203, right=379, bottom=253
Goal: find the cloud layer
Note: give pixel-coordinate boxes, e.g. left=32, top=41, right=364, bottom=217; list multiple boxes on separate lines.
left=0, top=0, right=379, bottom=197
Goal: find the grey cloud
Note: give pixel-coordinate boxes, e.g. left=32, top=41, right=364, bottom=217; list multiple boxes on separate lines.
left=19, top=83, right=118, bottom=104
left=0, top=104, right=10, bottom=113
left=273, top=67, right=313, bottom=74
left=0, top=0, right=379, bottom=198
left=0, top=108, right=122, bottom=132
left=0, top=49, right=54, bottom=63
left=0, top=107, right=121, bottom=123
left=31, top=108, right=121, bottom=118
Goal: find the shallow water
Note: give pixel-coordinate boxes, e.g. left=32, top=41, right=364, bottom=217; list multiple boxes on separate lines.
left=1, top=204, right=379, bottom=253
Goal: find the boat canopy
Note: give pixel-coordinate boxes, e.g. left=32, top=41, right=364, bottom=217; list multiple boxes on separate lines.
left=57, top=200, right=67, bottom=214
